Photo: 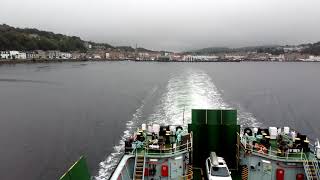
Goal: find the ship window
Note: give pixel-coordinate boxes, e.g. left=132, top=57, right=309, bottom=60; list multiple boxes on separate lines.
left=211, top=167, right=229, bottom=177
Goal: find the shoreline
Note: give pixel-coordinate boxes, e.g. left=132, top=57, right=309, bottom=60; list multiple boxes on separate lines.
left=0, top=59, right=319, bottom=65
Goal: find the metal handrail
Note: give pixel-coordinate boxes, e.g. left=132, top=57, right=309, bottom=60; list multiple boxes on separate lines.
left=241, top=142, right=307, bottom=162
left=302, top=160, right=313, bottom=180
left=240, top=133, right=316, bottom=162
left=301, top=153, right=316, bottom=180
left=307, top=154, right=320, bottom=179
left=145, top=141, right=192, bottom=156
left=313, top=157, right=320, bottom=178
left=242, top=134, right=320, bottom=180
left=241, top=126, right=317, bottom=151
left=133, top=149, right=138, bottom=180
left=142, top=151, right=146, bottom=180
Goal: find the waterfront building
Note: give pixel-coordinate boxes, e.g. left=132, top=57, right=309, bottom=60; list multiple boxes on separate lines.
left=105, top=53, right=110, bottom=59
left=0, top=51, right=10, bottom=59
left=182, top=55, right=219, bottom=61
left=269, top=54, right=285, bottom=61
left=60, top=52, right=72, bottom=59
left=247, top=52, right=270, bottom=61
left=138, top=52, right=150, bottom=60
left=305, top=55, right=320, bottom=62
left=35, top=50, right=46, bottom=59
left=225, top=54, right=245, bottom=61
left=0, top=51, right=26, bottom=60
left=71, top=52, right=86, bottom=59
left=27, top=50, right=47, bottom=60
left=157, top=55, right=171, bottom=61
left=195, top=55, right=219, bottom=61
left=26, top=51, right=36, bottom=59
left=8, top=51, right=19, bottom=59
left=47, top=51, right=61, bottom=59
left=17, top=52, right=27, bottom=59
left=93, top=54, right=102, bottom=59
left=284, top=53, right=308, bottom=61
left=183, top=55, right=193, bottom=61
left=109, top=51, right=125, bottom=60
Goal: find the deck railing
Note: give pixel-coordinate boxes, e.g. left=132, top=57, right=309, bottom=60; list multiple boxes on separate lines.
left=145, top=141, right=192, bottom=157
left=241, top=127, right=318, bottom=152
left=301, top=152, right=320, bottom=180
left=240, top=134, right=311, bottom=162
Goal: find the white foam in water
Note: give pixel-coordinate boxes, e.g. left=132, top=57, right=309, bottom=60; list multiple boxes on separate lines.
left=148, top=68, right=261, bottom=127
left=95, top=68, right=260, bottom=179
left=95, top=87, right=157, bottom=180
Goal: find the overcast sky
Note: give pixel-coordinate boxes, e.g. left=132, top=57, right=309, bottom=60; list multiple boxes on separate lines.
left=1, top=0, right=320, bottom=51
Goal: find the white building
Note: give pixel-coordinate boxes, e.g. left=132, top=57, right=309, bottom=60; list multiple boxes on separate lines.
left=270, top=54, right=285, bottom=61
left=305, top=55, right=320, bottom=62
left=93, top=54, right=101, bottom=59
left=47, top=51, right=61, bottom=59
left=9, top=51, right=19, bottom=59
left=26, top=51, right=36, bottom=59
left=0, top=51, right=10, bottom=59
left=105, top=53, right=110, bottom=59
left=225, top=55, right=245, bottom=60
left=183, top=55, right=219, bottom=61
left=1, top=51, right=29, bottom=60
left=60, top=52, right=72, bottom=59
left=17, top=52, right=27, bottom=59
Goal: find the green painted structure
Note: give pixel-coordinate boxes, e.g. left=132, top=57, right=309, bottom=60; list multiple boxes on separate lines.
left=188, top=109, right=240, bottom=170
left=59, top=156, right=91, bottom=180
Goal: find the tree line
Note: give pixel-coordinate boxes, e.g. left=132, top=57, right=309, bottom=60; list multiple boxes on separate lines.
left=0, top=24, right=87, bottom=52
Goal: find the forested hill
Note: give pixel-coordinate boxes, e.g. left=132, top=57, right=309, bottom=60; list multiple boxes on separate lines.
left=302, top=42, right=320, bottom=55
left=0, top=24, right=112, bottom=52
left=187, top=43, right=320, bottom=55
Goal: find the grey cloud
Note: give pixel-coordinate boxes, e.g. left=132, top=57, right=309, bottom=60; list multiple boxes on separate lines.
left=1, top=0, right=320, bottom=51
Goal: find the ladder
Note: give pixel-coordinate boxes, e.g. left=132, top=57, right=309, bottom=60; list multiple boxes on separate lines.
left=303, top=158, right=320, bottom=180
left=133, top=151, right=146, bottom=180
left=186, top=164, right=193, bottom=180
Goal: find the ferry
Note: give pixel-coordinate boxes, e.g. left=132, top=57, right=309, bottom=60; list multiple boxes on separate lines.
left=60, top=109, right=320, bottom=180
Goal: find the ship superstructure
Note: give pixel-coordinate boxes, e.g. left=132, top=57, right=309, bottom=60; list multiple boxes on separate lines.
left=60, top=109, right=320, bottom=180
left=239, top=126, right=320, bottom=180
left=109, top=124, right=193, bottom=180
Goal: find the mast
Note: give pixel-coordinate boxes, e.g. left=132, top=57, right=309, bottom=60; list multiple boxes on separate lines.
left=135, top=43, right=138, bottom=60
left=182, top=106, right=185, bottom=125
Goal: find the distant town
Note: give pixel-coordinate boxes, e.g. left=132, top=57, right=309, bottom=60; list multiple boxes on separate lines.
left=1, top=44, right=320, bottom=63
left=1, top=24, right=320, bottom=63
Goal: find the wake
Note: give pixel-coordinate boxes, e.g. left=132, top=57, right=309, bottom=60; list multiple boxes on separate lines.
left=95, top=87, right=157, bottom=180
left=95, top=68, right=260, bottom=179
left=147, top=68, right=260, bottom=127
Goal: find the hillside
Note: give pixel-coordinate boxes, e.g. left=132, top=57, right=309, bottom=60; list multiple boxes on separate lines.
left=185, top=47, right=231, bottom=55
left=188, top=43, right=320, bottom=55
left=302, top=42, right=320, bottom=55
left=187, top=45, right=281, bottom=55
left=0, top=24, right=112, bottom=52
left=115, top=46, right=155, bottom=52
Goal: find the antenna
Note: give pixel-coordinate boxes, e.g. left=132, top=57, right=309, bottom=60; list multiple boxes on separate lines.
left=182, top=106, right=185, bottom=125
left=135, top=43, right=138, bottom=60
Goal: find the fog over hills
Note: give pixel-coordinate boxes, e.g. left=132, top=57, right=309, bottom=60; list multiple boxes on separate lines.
left=1, top=0, right=320, bottom=51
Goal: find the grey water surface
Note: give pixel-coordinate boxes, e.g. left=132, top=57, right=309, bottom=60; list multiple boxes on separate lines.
left=0, top=61, right=319, bottom=180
